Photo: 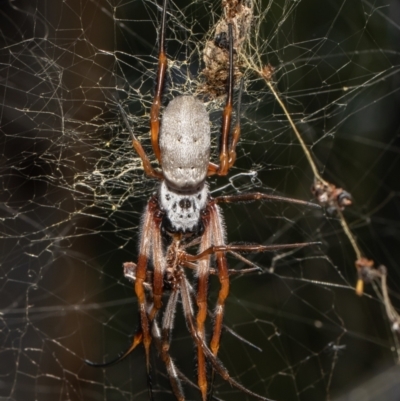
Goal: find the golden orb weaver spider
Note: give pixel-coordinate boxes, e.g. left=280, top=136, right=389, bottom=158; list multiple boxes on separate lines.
left=86, top=0, right=319, bottom=399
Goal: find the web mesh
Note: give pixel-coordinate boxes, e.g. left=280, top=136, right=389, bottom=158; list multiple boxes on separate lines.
left=1, top=0, right=399, bottom=400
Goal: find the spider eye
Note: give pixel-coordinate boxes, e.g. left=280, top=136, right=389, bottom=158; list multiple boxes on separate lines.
left=179, top=199, right=192, bottom=209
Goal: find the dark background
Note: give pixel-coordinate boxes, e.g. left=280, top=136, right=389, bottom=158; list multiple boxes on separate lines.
left=0, top=0, right=400, bottom=400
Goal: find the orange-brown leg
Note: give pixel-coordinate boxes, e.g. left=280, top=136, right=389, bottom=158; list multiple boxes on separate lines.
left=134, top=198, right=159, bottom=374
left=119, top=104, right=163, bottom=179
left=208, top=204, right=229, bottom=357
left=150, top=0, right=168, bottom=163
left=196, top=210, right=213, bottom=401
left=179, top=272, right=272, bottom=401
left=227, top=79, right=244, bottom=168
left=121, top=260, right=187, bottom=400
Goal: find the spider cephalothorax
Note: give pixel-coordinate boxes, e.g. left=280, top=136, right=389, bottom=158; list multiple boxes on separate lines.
left=159, top=180, right=209, bottom=233
left=86, top=1, right=319, bottom=400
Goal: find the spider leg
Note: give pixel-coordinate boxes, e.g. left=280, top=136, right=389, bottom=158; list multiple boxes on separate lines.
left=85, top=330, right=143, bottom=368
left=185, top=233, right=319, bottom=395
left=208, top=23, right=235, bottom=177
left=150, top=0, right=168, bottom=163
left=148, top=213, right=165, bottom=322
left=85, top=261, right=154, bottom=368
left=208, top=204, right=228, bottom=358
left=119, top=105, right=163, bottom=179
left=183, top=263, right=262, bottom=353
left=124, top=216, right=165, bottom=332
left=85, top=200, right=159, bottom=374
left=208, top=204, right=229, bottom=401
left=154, top=286, right=185, bottom=400
left=122, top=262, right=198, bottom=401
left=227, top=78, right=244, bottom=169
left=123, top=258, right=263, bottom=398
left=195, top=204, right=258, bottom=401
left=183, top=260, right=261, bottom=275
left=222, top=324, right=263, bottom=353
left=160, top=282, right=179, bottom=353
left=217, top=23, right=234, bottom=176
left=196, top=210, right=213, bottom=401
left=215, top=192, right=321, bottom=209
left=124, top=207, right=164, bottom=401
left=124, top=261, right=153, bottom=290
left=227, top=251, right=262, bottom=273
left=126, top=260, right=228, bottom=401
left=153, top=296, right=225, bottom=401
left=184, top=241, right=321, bottom=262
left=134, top=198, right=159, bottom=378
left=180, top=273, right=275, bottom=401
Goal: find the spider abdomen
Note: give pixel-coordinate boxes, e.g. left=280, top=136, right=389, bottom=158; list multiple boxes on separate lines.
left=160, top=95, right=210, bottom=191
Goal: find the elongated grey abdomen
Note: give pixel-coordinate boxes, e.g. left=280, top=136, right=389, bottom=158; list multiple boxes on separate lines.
left=159, top=96, right=211, bottom=192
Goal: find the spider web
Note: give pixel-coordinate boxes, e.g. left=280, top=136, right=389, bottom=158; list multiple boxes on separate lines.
left=1, top=0, right=399, bottom=400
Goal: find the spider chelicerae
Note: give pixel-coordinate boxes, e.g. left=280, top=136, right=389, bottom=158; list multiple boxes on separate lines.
left=86, top=1, right=319, bottom=400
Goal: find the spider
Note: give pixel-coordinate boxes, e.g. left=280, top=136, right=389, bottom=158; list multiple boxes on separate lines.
left=86, top=1, right=319, bottom=399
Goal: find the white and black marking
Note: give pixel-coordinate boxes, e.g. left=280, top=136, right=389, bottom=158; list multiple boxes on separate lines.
left=159, top=181, right=209, bottom=233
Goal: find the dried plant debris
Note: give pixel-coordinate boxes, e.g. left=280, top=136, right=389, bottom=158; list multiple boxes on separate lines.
left=312, top=178, right=352, bottom=213
left=200, top=0, right=253, bottom=97
left=261, top=63, right=275, bottom=82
